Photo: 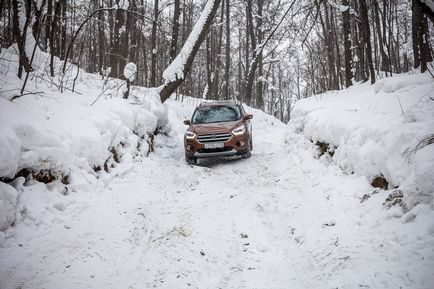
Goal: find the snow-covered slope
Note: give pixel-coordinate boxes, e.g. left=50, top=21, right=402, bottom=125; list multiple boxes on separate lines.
left=1, top=94, right=433, bottom=288
left=290, top=72, right=434, bottom=209
left=0, top=45, right=168, bottom=231
left=1, top=44, right=433, bottom=288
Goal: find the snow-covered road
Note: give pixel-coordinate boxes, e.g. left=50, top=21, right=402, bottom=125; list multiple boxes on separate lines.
left=1, top=106, right=433, bottom=289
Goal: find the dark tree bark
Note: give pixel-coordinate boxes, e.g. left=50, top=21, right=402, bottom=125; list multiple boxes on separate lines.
left=31, top=0, right=46, bottom=41
left=170, top=0, right=181, bottom=62
left=320, top=3, right=338, bottom=90
left=332, top=9, right=342, bottom=87
left=45, top=0, right=52, bottom=51
left=373, top=1, right=391, bottom=74
left=49, top=0, right=61, bottom=77
left=256, top=0, right=264, bottom=109
left=222, top=0, right=230, bottom=100
left=110, top=2, right=123, bottom=77
left=121, top=7, right=130, bottom=68
left=150, top=0, right=158, bottom=86
left=413, top=0, right=422, bottom=70
left=0, top=0, right=5, bottom=15
left=412, top=0, right=433, bottom=72
left=12, top=0, right=32, bottom=78
left=359, top=0, right=375, bottom=84
left=211, top=0, right=225, bottom=99
left=342, top=0, right=353, bottom=88
left=97, top=0, right=105, bottom=75
left=60, top=0, right=66, bottom=60
left=206, top=36, right=212, bottom=99
left=245, top=0, right=256, bottom=105
left=418, top=0, right=434, bottom=23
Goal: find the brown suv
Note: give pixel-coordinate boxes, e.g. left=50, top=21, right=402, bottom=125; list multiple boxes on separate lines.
left=183, top=101, right=253, bottom=165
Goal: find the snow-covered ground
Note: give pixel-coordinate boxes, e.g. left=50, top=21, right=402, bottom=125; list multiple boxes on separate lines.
left=291, top=72, right=434, bottom=209
left=1, top=44, right=434, bottom=288
left=1, top=96, right=434, bottom=288
left=0, top=44, right=167, bottom=232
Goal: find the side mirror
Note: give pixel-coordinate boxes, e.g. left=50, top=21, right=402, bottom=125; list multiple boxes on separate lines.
left=183, top=119, right=191, bottom=125
left=244, top=114, right=253, bottom=120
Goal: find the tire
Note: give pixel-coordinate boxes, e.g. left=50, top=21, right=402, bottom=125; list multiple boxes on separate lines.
left=186, top=155, right=197, bottom=165
left=241, top=135, right=253, bottom=159
left=241, top=151, right=251, bottom=159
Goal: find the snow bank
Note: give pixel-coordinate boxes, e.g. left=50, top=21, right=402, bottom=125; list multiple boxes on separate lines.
left=290, top=72, right=434, bottom=208
left=0, top=182, right=18, bottom=231
left=0, top=45, right=168, bottom=230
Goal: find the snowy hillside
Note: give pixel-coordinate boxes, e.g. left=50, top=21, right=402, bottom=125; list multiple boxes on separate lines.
left=1, top=47, right=434, bottom=288
left=0, top=45, right=170, bottom=231
left=290, top=72, right=434, bottom=210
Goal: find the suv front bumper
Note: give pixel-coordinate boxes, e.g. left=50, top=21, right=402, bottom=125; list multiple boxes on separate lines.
left=185, top=133, right=250, bottom=159
left=194, top=148, right=239, bottom=158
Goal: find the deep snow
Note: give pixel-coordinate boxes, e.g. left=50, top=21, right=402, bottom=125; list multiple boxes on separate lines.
left=1, top=42, right=434, bottom=288
left=1, top=96, right=434, bottom=288
left=291, top=72, right=434, bottom=210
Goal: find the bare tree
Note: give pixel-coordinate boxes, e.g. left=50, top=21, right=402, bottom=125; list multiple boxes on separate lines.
left=159, top=0, right=223, bottom=103
left=359, top=0, right=375, bottom=84
left=12, top=0, right=32, bottom=78
left=342, top=0, right=353, bottom=88
left=150, top=0, right=158, bottom=86
left=222, top=0, right=230, bottom=100
left=170, top=0, right=181, bottom=62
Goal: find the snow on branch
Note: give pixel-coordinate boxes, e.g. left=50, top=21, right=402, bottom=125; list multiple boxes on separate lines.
left=162, top=0, right=217, bottom=84
left=158, top=0, right=222, bottom=103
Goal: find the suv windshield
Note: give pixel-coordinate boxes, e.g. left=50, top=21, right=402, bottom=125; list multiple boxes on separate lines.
left=192, top=105, right=241, bottom=124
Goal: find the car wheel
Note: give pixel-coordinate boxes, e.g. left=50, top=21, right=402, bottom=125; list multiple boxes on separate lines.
left=241, top=151, right=251, bottom=159
left=249, top=136, right=253, bottom=151
left=186, top=156, right=197, bottom=165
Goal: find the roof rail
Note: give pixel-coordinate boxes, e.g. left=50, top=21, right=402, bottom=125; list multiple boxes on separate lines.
left=198, top=99, right=239, bottom=107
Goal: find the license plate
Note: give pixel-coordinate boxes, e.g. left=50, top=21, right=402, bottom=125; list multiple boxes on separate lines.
left=204, top=142, right=224, bottom=149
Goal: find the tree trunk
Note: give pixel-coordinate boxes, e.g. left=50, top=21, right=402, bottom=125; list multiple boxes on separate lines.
left=412, top=0, right=433, bottom=72
left=212, top=0, right=225, bottom=99
left=342, top=0, right=353, bottom=88
left=97, top=0, right=105, bottom=75
left=373, top=1, right=391, bottom=74
left=170, top=0, right=181, bottom=62
left=256, top=0, right=264, bottom=109
left=60, top=0, right=67, bottom=60
left=359, top=0, right=375, bottom=84
left=331, top=10, right=342, bottom=88
left=159, top=0, right=223, bottom=103
left=320, top=3, right=338, bottom=90
left=245, top=0, right=256, bottom=105
left=222, top=0, right=230, bottom=100
left=45, top=0, right=52, bottom=51
left=150, top=0, right=158, bottom=86
left=206, top=36, right=212, bottom=99
left=12, top=0, right=32, bottom=78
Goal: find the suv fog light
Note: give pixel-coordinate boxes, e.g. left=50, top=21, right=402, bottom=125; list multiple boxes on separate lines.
left=187, top=145, right=192, bottom=151
left=236, top=141, right=245, bottom=147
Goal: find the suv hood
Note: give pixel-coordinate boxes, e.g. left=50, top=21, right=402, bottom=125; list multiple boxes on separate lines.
left=190, top=120, right=243, bottom=134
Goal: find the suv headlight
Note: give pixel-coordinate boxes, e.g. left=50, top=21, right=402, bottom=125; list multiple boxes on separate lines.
left=185, top=131, right=196, bottom=139
left=232, top=125, right=246, bottom=136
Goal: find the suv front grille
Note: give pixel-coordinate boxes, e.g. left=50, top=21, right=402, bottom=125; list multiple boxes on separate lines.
left=197, top=132, right=232, bottom=143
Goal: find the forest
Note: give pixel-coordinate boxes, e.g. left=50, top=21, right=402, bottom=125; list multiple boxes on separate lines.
left=1, top=1, right=434, bottom=288
left=1, top=0, right=434, bottom=122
